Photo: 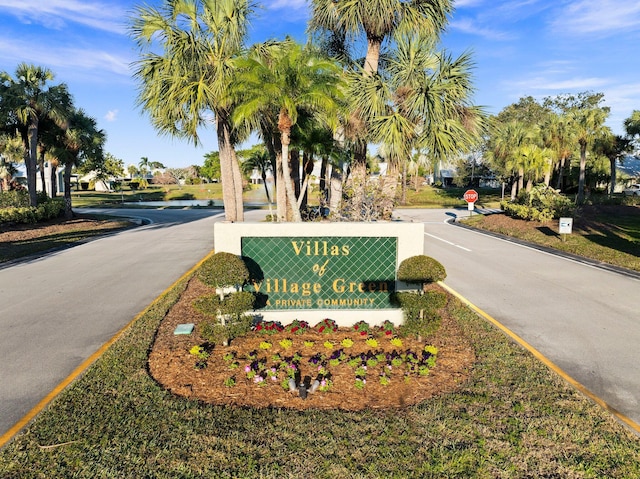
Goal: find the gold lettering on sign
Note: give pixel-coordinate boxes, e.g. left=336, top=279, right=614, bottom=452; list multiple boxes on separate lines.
left=291, top=240, right=350, bottom=256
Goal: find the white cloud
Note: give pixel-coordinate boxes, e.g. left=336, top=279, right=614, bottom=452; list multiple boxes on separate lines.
left=105, top=110, right=118, bottom=122
left=551, top=0, right=640, bottom=36
left=264, top=0, right=307, bottom=11
left=0, top=0, right=126, bottom=34
left=0, top=35, right=131, bottom=79
left=450, top=17, right=514, bottom=40
left=510, top=76, right=610, bottom=91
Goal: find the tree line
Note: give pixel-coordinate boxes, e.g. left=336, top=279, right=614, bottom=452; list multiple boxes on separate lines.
left=485, top=94, right=640, bottom=204
left=129, top=0, right=486, bottom=222
left=0, top=63, right=113, bottom=218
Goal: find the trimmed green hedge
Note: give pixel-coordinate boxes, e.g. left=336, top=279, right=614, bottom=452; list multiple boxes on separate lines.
left=0, top=197, right=65, bottom=224
left=397, top=255, right=447, bottom=284
left=197, top=252, right=250, bottom=289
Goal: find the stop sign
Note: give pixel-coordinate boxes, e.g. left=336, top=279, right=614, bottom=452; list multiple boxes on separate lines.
left=463, top=189, right=479, bottom=203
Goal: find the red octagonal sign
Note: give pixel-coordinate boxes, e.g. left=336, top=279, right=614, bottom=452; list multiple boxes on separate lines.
left=463, top=189, right=479, bottom=203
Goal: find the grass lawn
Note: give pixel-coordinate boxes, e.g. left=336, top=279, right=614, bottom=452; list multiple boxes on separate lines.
left=1, top=274, right=639, bottom=477
left=70, top=184, right=227, bottom=207
left=0, top=214, right=132, bottom=264
left=464, top=204, right=640, bottom=273
left=402, top=186, right=503, bottom=209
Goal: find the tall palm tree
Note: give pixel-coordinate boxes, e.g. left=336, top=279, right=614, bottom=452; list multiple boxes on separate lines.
left=232, top=40, right=343, bottom=222
left=0, top=64, right=72, bottom=206
left=348, top=35, right=486, bottom=216
left=569, top=107, right=609, bottom=204
left=51, top=109, right=105, bottom=218
left=130, top=0, right=257, bottom=222
left=308, top=0, right=453, bottom=205
left=487, top=121, right=534, bottom=200
left=624, top=110, right=640, bottom=139
left=241, top=147, right=273, bottom=204
left=138, top=156, right=149, bottom=178
left=542, top=113, right=573, bottom=191
left=593, top=130, right=631, bottom=197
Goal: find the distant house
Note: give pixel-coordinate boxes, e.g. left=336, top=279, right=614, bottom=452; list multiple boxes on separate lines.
left=618, top=155, right=640, bottom=186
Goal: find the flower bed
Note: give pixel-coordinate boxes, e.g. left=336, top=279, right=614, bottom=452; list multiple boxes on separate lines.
left=148, top=277, right=475, bottom=410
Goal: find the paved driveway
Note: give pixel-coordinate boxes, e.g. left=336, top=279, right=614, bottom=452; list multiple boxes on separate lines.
left=0, top=208, right=264, bottom=439
left=2, top=207, right=638, bottom=442
left=396, top=208, right=640, bottom=430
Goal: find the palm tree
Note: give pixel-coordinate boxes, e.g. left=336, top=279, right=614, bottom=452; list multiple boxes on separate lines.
left=232, top=40, right=343, bottom=222
left=347, top=35, right=486, bottom=216
left=569, top=107, right=609, bottom=204
left=542, top=113, right=573, bottom=191
left=593, top=131, right=631, bottom=197
left=624, top=110, right=640, bottom=139
left=130, top=0, right=257, bottom=222
left=0, top=134, right=25, bottom=192
left=242, top=147, right=273, bottom=204
left=487, top=121, right=534, bottom=200
left=51, top=109, right=106, bottom=218
left=138, top=156, right=149, bottom=178
left=0, top=64, right=72, bottom=206
left=308, top=0, right=453, bottom=205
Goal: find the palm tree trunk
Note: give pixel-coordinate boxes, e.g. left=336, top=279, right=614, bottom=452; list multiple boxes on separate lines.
left=290, top=149, right=300, bottom=200
left=275, top=152, right=286, bottom=221
left=577, top=142, right=587, bottom=204
left=364, top=37, right=381, bottom=74
left=26, top=123, right=39, bottom=207
left=230, top=148, right=244, bottom=222
left=63, top=163, right=74, bottom=219
left=319, top=155, right=328, bottom=205
left=216, top=114, right=239, bottom=222
left=280, top=126, right=302, bottom=222
left=51, top=164, right=58, bottom=197
left=517, top=168, right=524, bottom=194
left=609, top=158, right=617, bottom=197
left=329, top=162, right=343, bottom=213
left=300, top=151, right=314, bottom=210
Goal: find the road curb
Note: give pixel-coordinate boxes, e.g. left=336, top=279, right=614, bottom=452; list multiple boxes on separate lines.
left=438, top=281, right=640, bottom=436
left=0, top=250, right=216, bottom=450
left=451, top=217, right=640, bottom=281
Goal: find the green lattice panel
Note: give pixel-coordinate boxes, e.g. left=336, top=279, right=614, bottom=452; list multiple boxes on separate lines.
left=242, top=236, right=397, bottom=310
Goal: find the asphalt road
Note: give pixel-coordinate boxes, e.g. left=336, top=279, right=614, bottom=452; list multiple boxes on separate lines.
left=0, top=208, right=265, bottom=439
left=396, top=208, right=640, bottom=429
left=1, top=207, right=639, bottom=442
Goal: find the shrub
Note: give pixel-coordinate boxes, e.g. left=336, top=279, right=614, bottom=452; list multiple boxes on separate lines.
left=197, top=292, right=254, bottom=346
left=0, top=190, right=30, bottom=208
left=392, top=291, right=447, bottom=320
left=198, top=252, right=250, bottom=290
left=501, top=185, right=574, bottom=222
left=0, top=195, right=64, bottom=225
left=399, top=310, right=442, bottom=339
left=397, top=255, right=446, bottom=285
left=193, top=291, right=255, bottom=320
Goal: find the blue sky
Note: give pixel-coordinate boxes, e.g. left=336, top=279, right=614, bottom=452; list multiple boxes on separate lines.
left=1, top=0, right=639, bottom=169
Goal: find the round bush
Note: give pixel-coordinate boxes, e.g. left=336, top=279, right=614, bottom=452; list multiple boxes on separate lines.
left=198, top=252, right=250, bottom=289
left=397, top=255, right=446, bottom=284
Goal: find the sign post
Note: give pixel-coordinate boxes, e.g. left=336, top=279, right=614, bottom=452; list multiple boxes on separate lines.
left=559, top=217, right=573, bottom=242
left=463, top=189, right=479, bottom=216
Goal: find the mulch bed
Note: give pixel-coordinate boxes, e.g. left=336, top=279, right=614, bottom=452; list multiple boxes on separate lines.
left=148, top=277, right=476, bottom=411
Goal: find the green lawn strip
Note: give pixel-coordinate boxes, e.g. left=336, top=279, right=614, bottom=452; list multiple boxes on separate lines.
left=71, top=184, right=228, bottom=208
left=403, top=187, right=503, bottom=209
left=0, top=216, right=132, bottom=263
left=1, top=277, right=638, bottom=478
left=465, top=211, right=640, bottom=273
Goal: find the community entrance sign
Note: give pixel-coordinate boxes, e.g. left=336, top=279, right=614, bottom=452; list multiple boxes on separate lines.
left=242, top=236, right=397, bottom=310
left=214, top=222, right=424, bottom=325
